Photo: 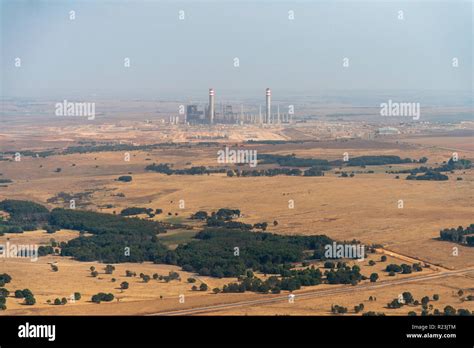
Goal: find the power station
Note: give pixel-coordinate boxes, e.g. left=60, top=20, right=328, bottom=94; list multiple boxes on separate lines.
left=266, top=88, right=271, bottom=124
left=184, top=88, right=292, bottom=125
left=208, top=88, right=215, bottom=124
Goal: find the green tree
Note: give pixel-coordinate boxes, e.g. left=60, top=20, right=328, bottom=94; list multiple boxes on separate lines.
left=443, top=306, right=456, bottom=316
left=24, top=296, right=36, bottom=305
left=402, top=292, right=414, bottom=304
left=105, top=265, right=115, bottom=274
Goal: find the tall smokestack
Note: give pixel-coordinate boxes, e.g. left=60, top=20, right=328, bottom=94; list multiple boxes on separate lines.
left=208, top=88, right=215, bottom=124
left=265, top=88, right=271, bottom=124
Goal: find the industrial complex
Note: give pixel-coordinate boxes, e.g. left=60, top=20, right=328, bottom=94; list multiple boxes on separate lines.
left=182, top=88, right=293, bottom=125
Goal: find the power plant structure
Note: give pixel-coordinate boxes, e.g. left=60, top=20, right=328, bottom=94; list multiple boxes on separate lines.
left=208, top=88, right=215, bottom=124
left=266, top=88, right=272, bottom=124
left=183, top=88, right=293, bottom=125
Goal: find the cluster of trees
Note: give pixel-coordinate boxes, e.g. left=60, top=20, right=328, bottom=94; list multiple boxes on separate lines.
left=61, top=231, right=168, bottom=263
left=0, top=199, right=50, bottom=233
left=0, top=274, right=12, bottom=310
left=387, top=292, right=415, bottom=309
left=259, top=154, right=331, bottom=168
left=303, top=167, right=325, bottom=176
left=438, top=306, right=472, bottom=316
left=390, top=158, right=471, bottom=179
left=341, top=155, right=414, bottom=167
left=53, top=297, right=68, bottom=305
left=439, top=224, right=474, bottom=246
left=435, top=158, right=471, bottom=172
left=147, top=154, right=416, bottom=179
left=15, top=289, right=36, bottom=305
left=38, top=240, right=61, bottom=256
left=0, top=199, right=169, bottom=238
left=147, top=154, right=425, bottom=178
left=386, top=291, right=473, bottom=316
left=2, top=149, right=55, bottom=159
left=191, top=211, right=208, bottom=220
left=0, top=142, right=221, bottom=161
left=91, top=292, right=114, bottom=303
left=221, top=268, right=322, bottom=294
left=61, top=141, right=218, bottom=156
left=227, top=167, right=328, bottom=177
left=49, top=208, right=166, bottom=236
left=385, top=263, right=423, bottom=275
left=152, top=271, right=180, bottom=282
left=246, top=140, right=305, bottom=145
left=174, top=228, right=332, bottom=277
left=406, top=171, right=448, bottom=181
left=388, top=292, right=438, bottom=310
left=330, top=303, right=364, bottom=314
left=325, top=265, right=363, bottom=285
left=219, top=262, right=366, bottom=294
left=120, top=207, right=155, bottom=217
left=191, top=283, right=208, bottom=291
left=387, top=166, right=431, bottom=175
left=331, top=305, right=348, bottom=314
left=193, top=209, right=268, bottom=231
left=227, top=168, right=304, bottom=177
left=146, top=163, right=226, bottom=176
left=53, top=211, right=171, bottom=264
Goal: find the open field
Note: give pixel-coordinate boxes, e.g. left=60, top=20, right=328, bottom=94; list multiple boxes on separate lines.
left=198, top=273, right=474, bottom=316
left=1, top=229, right=453, bottom=315
left=0, top=122, right=472, bottom=315
left=1, top=148, right=472, bottom=270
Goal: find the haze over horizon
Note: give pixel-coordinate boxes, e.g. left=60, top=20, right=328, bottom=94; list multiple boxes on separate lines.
left=1, top=0, right=472, bottom=101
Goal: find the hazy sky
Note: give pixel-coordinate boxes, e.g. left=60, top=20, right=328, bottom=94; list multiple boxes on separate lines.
left=1, top=0, right=472, bottom=99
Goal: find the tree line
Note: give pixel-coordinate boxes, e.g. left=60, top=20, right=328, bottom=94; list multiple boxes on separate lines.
left=439, top=224, right=474, bottom=247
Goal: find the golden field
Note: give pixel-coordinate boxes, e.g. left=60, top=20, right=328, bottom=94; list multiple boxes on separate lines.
left=0, top=126, right=472, bottom=315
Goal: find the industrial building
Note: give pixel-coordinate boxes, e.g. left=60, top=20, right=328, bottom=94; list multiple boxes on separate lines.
left=183, top=88, right=292, bottom=126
